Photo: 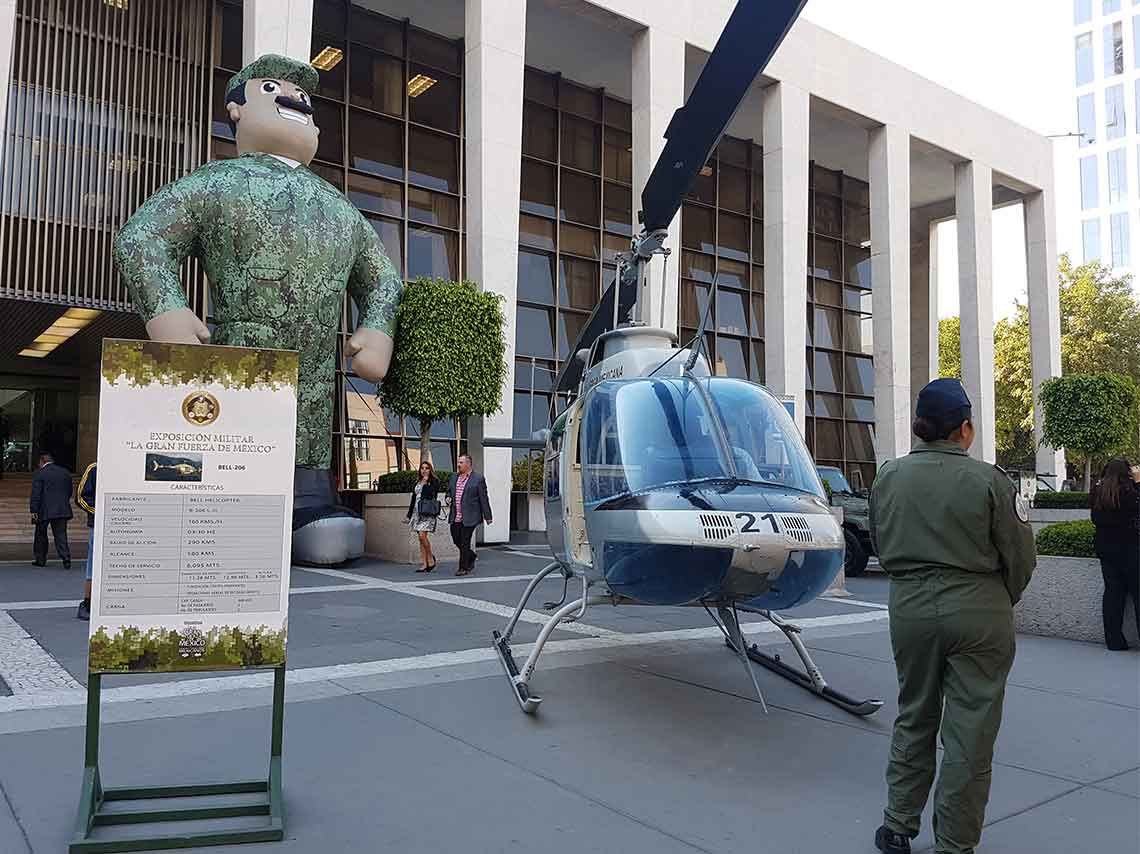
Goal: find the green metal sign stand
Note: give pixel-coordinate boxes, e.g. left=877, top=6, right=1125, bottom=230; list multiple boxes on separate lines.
left=69, top=665, right=286, bottom=853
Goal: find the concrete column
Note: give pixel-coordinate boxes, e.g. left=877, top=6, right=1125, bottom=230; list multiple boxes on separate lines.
left=868, top=124, right=911, bottom=462
left=0, top=0, right=15, bottom=158
left=909, top=211, right=944, bottom=410
left=1024, top=189, right=1067, bottom=484
left=955, top=161, right=997, bottom=462
left=762, top=82, right=810, bottom=433
left=465, top=0, right=526, bottom=544
left=242, top=0, right=313, bottom=62
left=631, top=26, right=685, bottom=332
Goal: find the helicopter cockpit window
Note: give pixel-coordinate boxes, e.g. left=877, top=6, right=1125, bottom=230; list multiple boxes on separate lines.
left=704, top=378, right=825, bottom=497
left=582, top=379, right=731, bottom=504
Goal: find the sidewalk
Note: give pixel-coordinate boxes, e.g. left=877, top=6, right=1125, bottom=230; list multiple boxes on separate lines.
left=0, top=553, right=1136, bottom=853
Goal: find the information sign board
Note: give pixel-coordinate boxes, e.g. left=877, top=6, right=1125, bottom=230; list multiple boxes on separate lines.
left=89, top=340, right=298, bottom=673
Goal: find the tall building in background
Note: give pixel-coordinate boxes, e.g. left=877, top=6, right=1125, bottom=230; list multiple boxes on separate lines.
left=0, top=0, right=1065, bottom=543
left=1068, top=0, right=1140, bottom=278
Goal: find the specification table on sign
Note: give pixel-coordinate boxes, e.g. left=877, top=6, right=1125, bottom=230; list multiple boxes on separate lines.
left=99, top=493, right=286, bottom=617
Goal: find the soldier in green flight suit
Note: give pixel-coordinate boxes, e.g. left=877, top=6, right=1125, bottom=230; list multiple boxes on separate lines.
left=869, top=378, right=1036, bottom=854
left=113, top=54, right=402, bottom=564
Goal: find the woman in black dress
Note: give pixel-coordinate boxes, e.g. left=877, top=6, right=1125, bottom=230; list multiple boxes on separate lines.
left=1090, top=457, right=1140, bottom=650
left=406, top=461, right=441, bottom=573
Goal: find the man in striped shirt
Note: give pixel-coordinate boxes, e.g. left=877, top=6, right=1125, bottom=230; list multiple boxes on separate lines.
left=447, top=454, right=492, bottom=576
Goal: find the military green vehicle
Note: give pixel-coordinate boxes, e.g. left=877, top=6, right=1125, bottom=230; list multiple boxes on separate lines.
left=817, top=466, right=873, bottom=577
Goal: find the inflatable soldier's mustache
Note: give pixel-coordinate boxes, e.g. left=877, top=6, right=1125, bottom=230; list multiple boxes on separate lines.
left=275, top=95, right=314, bottom=115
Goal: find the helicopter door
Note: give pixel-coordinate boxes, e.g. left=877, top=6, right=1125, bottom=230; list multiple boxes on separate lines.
left=544, top=412, right=567, bottom=561
left=561, top=400, right=591, bottom=568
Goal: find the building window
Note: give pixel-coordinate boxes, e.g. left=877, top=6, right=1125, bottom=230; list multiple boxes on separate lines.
left=1105, top=22, right=1125, bottom=77
left=1111, top=212, right=1131, bottom=266
left=209, top=3, right=469, bottom=487
left=1083, top=218, right=1102, bottom=263
left=513, top=69, right=630, bottom=491
left=1106, top=84, right=1127, bottom=139
left=1108, top=147, right=1129, bottom=202
left=1077, top=0, right=1093, bottom=21
left=1081, top=155, right=1100, bottom=209
left=1076, top=32, right=1095, bottom=85
left=1078, top=93, right=1096, bottom=146
left=1105, top=0, right=1121, bottom=12
left=1134, top=15, right=1140, bottom=66
left=677, top=136, right=767, bottom=390
left=804, top=165, right=875, bottom=490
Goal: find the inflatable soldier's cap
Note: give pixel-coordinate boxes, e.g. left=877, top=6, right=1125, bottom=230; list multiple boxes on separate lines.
left=916, top=377, right=972, bottom=420
left=226, top=54, right=319, bottom=98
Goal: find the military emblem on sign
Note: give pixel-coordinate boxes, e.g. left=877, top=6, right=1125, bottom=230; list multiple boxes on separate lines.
left=178, top=627, right=207, bottom=659
left=1014, top=493, right=1030, bottom=524
left=182, top=392, right=220, bottom=426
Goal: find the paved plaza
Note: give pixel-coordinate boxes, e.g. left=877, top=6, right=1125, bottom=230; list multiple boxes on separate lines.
left=0, top=548, right=1137, bottom=853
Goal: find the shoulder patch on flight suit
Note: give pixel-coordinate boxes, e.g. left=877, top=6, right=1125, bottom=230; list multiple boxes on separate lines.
left=1014, top=493, right=1030, bottom=523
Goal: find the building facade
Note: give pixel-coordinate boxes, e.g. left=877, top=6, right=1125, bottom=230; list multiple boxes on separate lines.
left=0, top=0, right=1064, bottom=543
left=1066, top=0, right=1140, bottom=276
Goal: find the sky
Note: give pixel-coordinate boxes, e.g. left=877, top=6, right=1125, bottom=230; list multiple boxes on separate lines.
left=801, top=0, right=1070, bottom=320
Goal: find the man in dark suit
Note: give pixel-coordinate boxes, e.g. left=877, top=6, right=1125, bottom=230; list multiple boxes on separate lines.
left=447, top=454, right=492, bottom=576
left=30, top=452, right=73, bottom=568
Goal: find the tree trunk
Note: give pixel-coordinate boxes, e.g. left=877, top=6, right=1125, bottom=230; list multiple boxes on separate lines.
left=419, top=418, right=432, bottom=466
left=1084, top=457, right=1092, bottom=492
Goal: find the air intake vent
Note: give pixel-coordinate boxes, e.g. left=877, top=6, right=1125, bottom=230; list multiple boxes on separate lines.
left=699, top=513, right=735, bottom=540
left=778, top=514, right=814, bottom=544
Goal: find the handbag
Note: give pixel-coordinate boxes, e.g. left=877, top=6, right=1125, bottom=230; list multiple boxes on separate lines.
left=417, top=497, right=441, bottom=517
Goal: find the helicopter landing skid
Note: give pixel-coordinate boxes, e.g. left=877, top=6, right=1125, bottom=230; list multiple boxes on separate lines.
left=493, top=563, right=589, bottom=715
left=727, top=610, right=883, bottom=717
left=493, top=629, right=542, bottom=713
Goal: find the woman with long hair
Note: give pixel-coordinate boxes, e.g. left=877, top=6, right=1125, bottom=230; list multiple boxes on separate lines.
left=1090, top=457, right=1140, bottom=650
left=406, top=461, right=441, bottom=573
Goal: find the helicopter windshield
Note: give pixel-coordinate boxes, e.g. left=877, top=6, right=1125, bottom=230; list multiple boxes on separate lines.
left=581, top=377, right=823, bottom=504
left=703, top=378, right=824, bottom=497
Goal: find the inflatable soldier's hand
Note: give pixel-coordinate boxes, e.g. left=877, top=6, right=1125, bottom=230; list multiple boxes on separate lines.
left=145, top=308, right=211, bottom=345
left=345, top=328, right=393, bottom=383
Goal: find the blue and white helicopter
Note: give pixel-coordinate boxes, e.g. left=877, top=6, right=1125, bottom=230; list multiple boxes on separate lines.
left=485, top=0, right=883, bottom=719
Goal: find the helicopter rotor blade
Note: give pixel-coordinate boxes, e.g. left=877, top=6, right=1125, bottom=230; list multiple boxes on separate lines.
left=639, top=0, right=808, bottom=233
left=553, top=265, right=634, bottom=394
left=553, top=0, right=807, bottom=396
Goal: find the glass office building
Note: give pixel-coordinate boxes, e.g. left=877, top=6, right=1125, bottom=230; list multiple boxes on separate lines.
left=0, top=0, right=1064, bottom=538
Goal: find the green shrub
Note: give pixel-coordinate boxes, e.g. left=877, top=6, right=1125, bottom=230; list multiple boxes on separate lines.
left=1032, top=491, right=1090, bottom=510
left=512, top=456, right=544, bottom=492
left=1035, top=520, right=1096, bottom=558
left=374, top=469, right=454, bottom=494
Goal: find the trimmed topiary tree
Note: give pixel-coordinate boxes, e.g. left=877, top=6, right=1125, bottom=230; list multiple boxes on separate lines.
left=378, top=278, right=507, bottom=465
left=1040, top=373, right=1139, bottom=490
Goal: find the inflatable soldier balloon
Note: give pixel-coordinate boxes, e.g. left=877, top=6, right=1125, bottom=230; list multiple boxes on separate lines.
left=113, top=55, right=402, bottom=564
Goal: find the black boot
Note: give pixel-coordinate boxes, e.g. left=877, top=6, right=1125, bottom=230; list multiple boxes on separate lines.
left=875, top=825, right=911, bottom=854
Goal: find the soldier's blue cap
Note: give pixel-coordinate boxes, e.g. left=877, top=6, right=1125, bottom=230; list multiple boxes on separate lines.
left=915, top=378, right=972, bottom=419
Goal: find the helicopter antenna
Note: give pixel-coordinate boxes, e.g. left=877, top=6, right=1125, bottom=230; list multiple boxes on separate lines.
left=647, top=289, right=713, bottom=379
left=683, top=287, right=715, bottom=372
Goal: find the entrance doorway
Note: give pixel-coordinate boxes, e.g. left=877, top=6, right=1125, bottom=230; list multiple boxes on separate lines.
left=0, top=388, right=78, bottom=473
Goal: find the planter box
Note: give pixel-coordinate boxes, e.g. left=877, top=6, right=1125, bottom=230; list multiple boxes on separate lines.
left=1028, top=508, right=1090, bottom=535
left=511, top=494, right=547, bottom=533
left=363, top=493, right=461, bottom=566
left=1015, top=555, right=1140, bottom=645
left=825, top=506, right=847, bottom=596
